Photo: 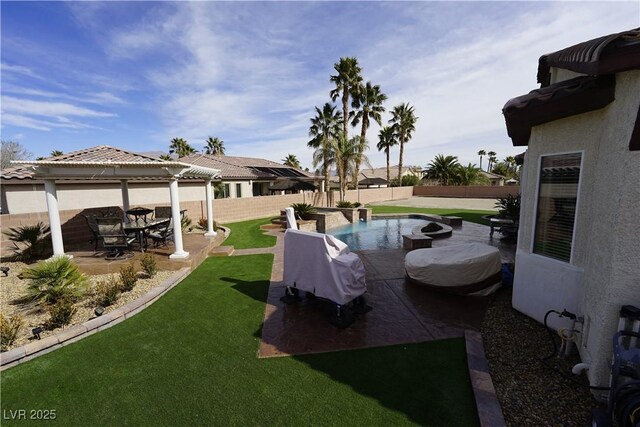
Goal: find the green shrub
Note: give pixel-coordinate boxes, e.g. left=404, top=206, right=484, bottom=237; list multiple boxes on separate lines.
left=119, top=263, right=138, bottom=292
left=140, top=253, right=157, bottom=278
left=46, top=298, right=76, bottom=328
left=22, top=257, right=88, bottom=306
left=0, top=313, right=24, bottom=351
left=2, top=222, right=50, bottom=261
left=94, top=275, right=121, bottom=307
left=290, top=203, right=316, bottom=220
left=336, top=201, right=360, bottom=208
left=495, top=193, right=521, bottom=220
left=401, top=175, right=420, bottom=186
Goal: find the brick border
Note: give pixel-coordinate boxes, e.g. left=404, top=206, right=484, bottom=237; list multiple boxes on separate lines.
left=465, top=330, right=506, bottom=427
left=0, top=267, right=191, bottom=370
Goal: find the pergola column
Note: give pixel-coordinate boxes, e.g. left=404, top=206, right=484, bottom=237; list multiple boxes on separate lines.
left=44, top=179, right=67, bottom=257
left=204, top=179, right=216, bottom=237
left=168, top=177, right=189, bottom=259
left=120, top=179, right=130, bottom=222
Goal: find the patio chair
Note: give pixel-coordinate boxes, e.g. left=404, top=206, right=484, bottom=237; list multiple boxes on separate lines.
left=96, top=217, right=136, bottom=259
left=82, top=214, right=102, bottom=251
left=147, top=218, right=174, bottom=248
left=154, top=206, right=172, bottom=219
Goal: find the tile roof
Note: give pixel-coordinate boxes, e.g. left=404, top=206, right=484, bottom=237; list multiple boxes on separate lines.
left=538, top=28, right=640, bottom=86
left=1, top=145, right=164, bottom=181
left=179, top=154, right=313, bottom=180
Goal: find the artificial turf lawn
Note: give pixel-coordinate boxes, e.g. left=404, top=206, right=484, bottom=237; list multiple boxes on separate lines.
left=369, top=205, right=495, bottom=226
left=221, top=217, right=276, bottom=249
left=1, top=255, right=479, bottom=426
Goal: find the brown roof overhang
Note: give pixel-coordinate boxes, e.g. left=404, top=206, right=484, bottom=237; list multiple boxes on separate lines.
left=538, top=28, right=640, bottom=86
left=503, top=75, right=615, bottom=146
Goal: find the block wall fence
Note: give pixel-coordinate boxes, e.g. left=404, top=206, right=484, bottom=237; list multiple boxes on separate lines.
left=413, top=185, right=519, bottom=198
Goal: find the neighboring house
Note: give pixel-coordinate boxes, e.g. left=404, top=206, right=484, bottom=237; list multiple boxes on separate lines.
left=479, top=171, right=506, bottom=186
left=360, top=165, right=422, bottom=182
left=502, top=29, right=640, bottom=389
left=0, top=146, right=318, bottom=215
left=179, top=154, right=316, bottom=198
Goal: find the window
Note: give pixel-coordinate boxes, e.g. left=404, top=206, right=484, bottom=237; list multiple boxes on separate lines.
left=533, top=153, right=581, bottom=262
left=223, top=184, right=230, bottom=199
left=235, top=183, right=242, bottom=198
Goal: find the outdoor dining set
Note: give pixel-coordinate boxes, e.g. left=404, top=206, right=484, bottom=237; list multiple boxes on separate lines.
left=83, top=206, right=183, bottom=259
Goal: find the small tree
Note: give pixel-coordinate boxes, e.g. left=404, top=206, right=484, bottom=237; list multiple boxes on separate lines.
left=1, top=140, right=32, bottom=170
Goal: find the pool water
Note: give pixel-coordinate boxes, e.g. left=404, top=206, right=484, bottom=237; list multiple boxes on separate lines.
left=327, top=216, right=430, bottom=251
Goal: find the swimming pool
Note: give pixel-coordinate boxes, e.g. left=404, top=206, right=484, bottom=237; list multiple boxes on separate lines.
left=327, top=215, right=430, bottom=251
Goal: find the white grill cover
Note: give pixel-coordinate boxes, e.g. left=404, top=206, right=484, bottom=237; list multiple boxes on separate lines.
left=283, top=229, right=367, bottom=305
left=405, top=243, right=501, bottom=296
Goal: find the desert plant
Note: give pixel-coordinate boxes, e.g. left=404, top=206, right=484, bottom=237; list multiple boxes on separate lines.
left=119, top=263, right=138, bottom=292
left=22, top=257, right=87, bottom=306
left=495, top=193, right=521, bottom=220
left=94, top=275, right=121, bottom=307
left=46, top=298, right=76, bottom=328
left=2, top=222, right=50, bottom=261
left=140, top=253, right=157, bottom=278
left=290, top=203, right=316, bottom=220
left=197, top=217, right=208, bottom=229
left=0, top=313, right=24, bottom=351
left=336, top=200, right=355, bottom=208
left=181, top=215, right=193, bottom=232
left=353, top=202, right=361, bottom=208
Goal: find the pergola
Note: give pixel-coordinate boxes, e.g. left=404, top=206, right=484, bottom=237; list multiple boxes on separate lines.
left=12, top=159, right=221, bottom=260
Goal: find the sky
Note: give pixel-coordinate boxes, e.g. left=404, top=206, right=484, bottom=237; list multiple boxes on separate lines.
left=1, top=1, right=638, bottom=171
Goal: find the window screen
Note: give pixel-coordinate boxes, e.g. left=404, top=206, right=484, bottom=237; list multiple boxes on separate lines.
left=235, top=183, right=242, bottom=198
left=533, top=153, right=581, bottom=262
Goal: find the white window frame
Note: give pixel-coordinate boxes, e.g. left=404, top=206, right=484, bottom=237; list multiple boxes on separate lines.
left=530, top=150, right=584, bottom=265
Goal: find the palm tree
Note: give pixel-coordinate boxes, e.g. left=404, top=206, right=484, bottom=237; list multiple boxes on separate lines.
left=486, top=151, right=497, bottom=171
left=453, top=163, right=488, bottom=186
left=282, top=154, right=301, bottom=169
left=332, top=135, right=364, bottom=201
left=389, top=103, right=418, bottom=183
left=425, top=154, right=460, bottom=186
left=50, top=150, right=64, bottom=157
left=204, top=137, right=225, bottom=155
left=377, top=126, right=397, bottom=183
left=477, top=149, right=486, bottom=171
left=504, top=156, right=516, bottom=176
left=169, top=138, right=196, bottom=158
left=159, top=154, right=173, bottom=161
left=330, top=57, right=363, bottom=142
left=308, top=103, right=342, bottom=193
left=350, top=81, right=387, bottom=188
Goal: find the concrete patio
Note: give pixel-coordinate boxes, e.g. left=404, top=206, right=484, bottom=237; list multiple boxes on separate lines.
left=257, top=218, right=516, bottom=358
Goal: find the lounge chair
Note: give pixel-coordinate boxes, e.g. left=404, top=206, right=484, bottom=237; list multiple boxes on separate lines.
left=282, top=229, right=370, bottom=327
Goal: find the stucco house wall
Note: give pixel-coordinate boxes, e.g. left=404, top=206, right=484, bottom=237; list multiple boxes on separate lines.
left=512, top=69, right=640, bottom=387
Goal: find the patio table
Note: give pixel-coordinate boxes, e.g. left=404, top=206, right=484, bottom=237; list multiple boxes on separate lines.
left=124, top=218, right=170, bottom=252
left=126, top=207, right=154, bottom=222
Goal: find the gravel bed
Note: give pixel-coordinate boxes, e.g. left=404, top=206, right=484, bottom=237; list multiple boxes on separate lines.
left=482, top=286, right=599, bottom=426
left=0, top=261, right=173, bottom=351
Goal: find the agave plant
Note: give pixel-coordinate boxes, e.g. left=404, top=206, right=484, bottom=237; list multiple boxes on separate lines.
left=21, top=256, right=88, bottom=306
left=2, top=222, right=50, bottom=261
left=290, top=203, right=316, bottom=220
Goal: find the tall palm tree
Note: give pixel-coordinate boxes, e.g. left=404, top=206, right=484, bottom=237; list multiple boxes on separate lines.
left=50, top=150, right=64, bottom=157
left=282, top=154, right=301, bottom=169
left=486, top=150, right=497, bottom=172
left=204, top=137, right=225, bottom=155
left=308, top=103, right=342, bottom=193
left=505, top=156, right=516, bottom=176
left=389, top=103, right=418, bottom=183
left=350, top=81, right=387, bottom=187
left=159, top=154, right=173, bottom=161
left=477, top=149, right=486, bottom=171
left=425, top=154, right=460, bottom=186
left=377, top=126, right=397, bottom=183
left=330, top=57, right=363, bottom=142
left=169, top=138, right=196, bottom=158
